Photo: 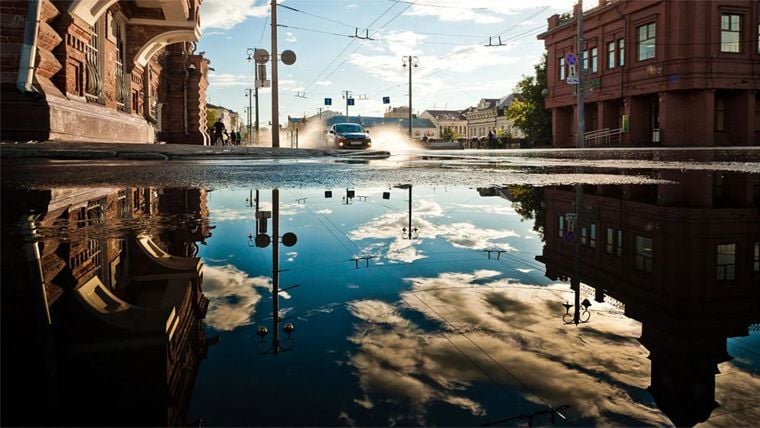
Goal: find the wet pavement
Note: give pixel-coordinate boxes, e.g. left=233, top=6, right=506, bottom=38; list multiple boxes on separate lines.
left=1, top=149, right=759, bottom=427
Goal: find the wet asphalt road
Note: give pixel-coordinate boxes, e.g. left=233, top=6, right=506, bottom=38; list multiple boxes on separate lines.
left=2, top=149, right=759, bottom=189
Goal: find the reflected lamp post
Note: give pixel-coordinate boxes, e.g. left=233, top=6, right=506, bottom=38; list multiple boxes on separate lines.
left=385, top=184, right=418, bottom=239
left=247, top=189, right=298, bottom=354
left=562, top=285, right=592, bottom=325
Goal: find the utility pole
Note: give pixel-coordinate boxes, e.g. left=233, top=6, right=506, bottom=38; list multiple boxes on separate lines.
left=270, top=0, right=280, bottom=148
left=402, top=56, right=418, bottom=140
left=272, top=188, right=280, bottom=352
left=342, top=90, right=352, bottom=121
left=254, top=56, right=260, bottom=145
left=572, top=0, right=584, bottom=325
left=245, top=89, right=253, bottom=145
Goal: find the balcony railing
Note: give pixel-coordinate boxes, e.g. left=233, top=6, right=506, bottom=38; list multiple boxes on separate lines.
left=584, top=128, right=622, bottom=146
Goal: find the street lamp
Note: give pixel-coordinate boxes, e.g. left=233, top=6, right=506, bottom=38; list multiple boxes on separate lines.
left=402, top=56, right=419, bottom=140
left=387, top=184, right=419, bottom=240
left=562, top=288, right=592, bottom=325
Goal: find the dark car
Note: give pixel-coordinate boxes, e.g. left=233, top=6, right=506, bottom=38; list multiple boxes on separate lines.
left=326, top=123, right=372, bottom=149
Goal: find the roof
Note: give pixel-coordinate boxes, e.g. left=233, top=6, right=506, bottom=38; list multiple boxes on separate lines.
left=497, top=94, right=517, bottom=108
left=325, top=116, right=436, bottom=129
left=422, top=110, right=467, bottom=121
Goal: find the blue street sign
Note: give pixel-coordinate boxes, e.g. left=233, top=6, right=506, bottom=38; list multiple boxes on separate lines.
left=382, top=96, right=390, bottom=104
left=347, top=98, right=355, bottom=106
left=566, top=53, right=577, bottom=65
left=324, top=98, right=332, bottom=106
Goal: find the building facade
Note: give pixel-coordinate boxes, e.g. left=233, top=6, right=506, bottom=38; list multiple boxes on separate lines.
left=465, top=95, right=524, bottom=140
left=419, top=110, right=468, bottom=139
left=0, top=0, right=209, bottom=145
left=538, top=171, right=760, bottom=425
left=538, top=0, right=760, bottom=147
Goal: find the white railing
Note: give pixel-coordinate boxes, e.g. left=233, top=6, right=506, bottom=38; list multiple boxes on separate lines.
left=584, top=128, right=622, bottom=146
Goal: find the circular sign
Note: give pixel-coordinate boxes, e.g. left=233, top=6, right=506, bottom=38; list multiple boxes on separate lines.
left=282, top=232, right=298, bottom=247
left=281, top=50, right=297, bottom=65
left=255, top=233, right=271, bottom=248
left=565, top=53, right=577, bottom=65
left=254, top=49, right=270, bottom=64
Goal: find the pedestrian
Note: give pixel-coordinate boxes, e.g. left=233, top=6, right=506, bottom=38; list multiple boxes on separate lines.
left=488, top=129, right=496, bottom=148
left=213, top=119, right=225, bottom=146
left=236, top=131, right=242, bottom=145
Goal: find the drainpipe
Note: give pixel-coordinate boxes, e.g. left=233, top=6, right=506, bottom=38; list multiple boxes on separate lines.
left=17, top=0, right=43, bottom=93
left=184, top=44, right=189, bottom=136
left=611, top=2, right=627, bottom=99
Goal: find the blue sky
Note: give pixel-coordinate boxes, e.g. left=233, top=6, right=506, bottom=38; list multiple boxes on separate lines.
left=197, top=0, right=578, bottom=123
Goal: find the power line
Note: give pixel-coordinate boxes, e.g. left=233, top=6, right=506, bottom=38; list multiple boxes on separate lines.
left=277, top=3, right=356, bottom=29
left=277, top=23, right=353, bottom=38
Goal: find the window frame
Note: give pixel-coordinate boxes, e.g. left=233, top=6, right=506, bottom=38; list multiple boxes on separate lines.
left=635, top=235, right=653, bottom=273
left=559, top=56, right=566, bottom=81
left=720, top=13, right=742, bottom=53
left=637, top=23, right=656, bottom=61
left=716, top=243, right=736, bottom=281
left=715, top=97, right=726, bottom=132
left=607, top=41, right=616, bottom=69
left=590, top=47, right=598, bottom=73
left=618, top=38, right=625, bottom=67
left=753, top=241, right=759, bottom=272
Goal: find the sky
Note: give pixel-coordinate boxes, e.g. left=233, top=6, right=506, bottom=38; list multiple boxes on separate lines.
left=197, top=0, right=580, bottom=125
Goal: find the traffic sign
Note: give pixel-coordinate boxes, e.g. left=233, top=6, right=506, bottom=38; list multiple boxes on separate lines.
left=566, top=77, right=579, bottom=85
left=324, top=98, right=332, bottom=106
left=382, top=96, right=390, bottom=104
left=281, top=50, right=297, bottom=65
left=347, top=98, right=355, bottom=106
left=565, top=53, right=577, bottom=65
left=254, top=49, right=270, bottom=64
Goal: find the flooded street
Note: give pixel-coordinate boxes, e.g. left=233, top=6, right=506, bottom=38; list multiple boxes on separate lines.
left=2, top=151, right=759, bottom=426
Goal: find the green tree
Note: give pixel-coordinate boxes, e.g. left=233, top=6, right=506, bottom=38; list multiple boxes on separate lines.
left=440, top=127, right=456, bottom=141
left=506, top=54, right=551, bottom=146
left=206, top=108, right=218, bottom=129
left=507, top=185, right=545, bottom=239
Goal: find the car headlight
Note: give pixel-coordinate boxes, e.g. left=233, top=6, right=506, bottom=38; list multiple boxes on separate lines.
left=338, top=141, right=344, bottom=147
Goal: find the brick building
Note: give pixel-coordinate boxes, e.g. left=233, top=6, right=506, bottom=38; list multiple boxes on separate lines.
left=538, top=170, right=760, bottom=425
left=538, top=0, right=760, bottom=147
left=0, top=0, right=209, bottom=144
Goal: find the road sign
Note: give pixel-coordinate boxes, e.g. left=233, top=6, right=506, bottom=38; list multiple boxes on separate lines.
left=281, top=50, right=296, bottom=65
left=347, top=98, right=355, bottom=106
left=256, top=80, right=271, bottom=88
left=382, top=96, right=390, bottom=104
left=254, top=49, right=270, bottom=64
left=324, top=98, right=332, bottom=106
left=565, top=53, right=577, bottom=65
left=566, top=77, right=579, bottom=85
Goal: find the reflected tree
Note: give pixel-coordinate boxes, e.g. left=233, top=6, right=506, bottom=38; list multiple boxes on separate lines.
left=507, top=185, right=545, bottom=240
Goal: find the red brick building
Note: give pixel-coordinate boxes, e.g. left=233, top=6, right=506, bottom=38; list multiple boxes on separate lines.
left=538, top=170, right=760, bottom=425
left=0, top=0, right=209, bottom=144
left=538, top=0, right=760, bottom=147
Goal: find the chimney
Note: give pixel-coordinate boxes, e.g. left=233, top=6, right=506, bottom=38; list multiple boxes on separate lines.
left=548, top=14, right=560, bottom=29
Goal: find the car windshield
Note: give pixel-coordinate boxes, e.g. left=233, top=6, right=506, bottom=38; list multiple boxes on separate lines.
left=335, top=124, right=365, bottom=133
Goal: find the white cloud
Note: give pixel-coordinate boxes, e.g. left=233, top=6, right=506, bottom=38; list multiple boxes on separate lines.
left=402, top=1, right=580, bottom=24
left=314, top=80, right=333, bottom=87
left=203, top=264, right=270, bottom=331
left=208, top=73, right=250, bottom=89
left=285, top=31, right=297, bottom=42
left=201, top=0, right=269, bottom=30
left=346, top=3, right=359, bottom=9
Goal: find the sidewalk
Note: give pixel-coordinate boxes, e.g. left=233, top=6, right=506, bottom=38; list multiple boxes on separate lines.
left=0, top=141, right=391, bottom=160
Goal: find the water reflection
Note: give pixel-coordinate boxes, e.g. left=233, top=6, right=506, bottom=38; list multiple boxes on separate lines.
left=1, top=188, right=214, bottom=426
left=1, top=172, right=758, bottom=427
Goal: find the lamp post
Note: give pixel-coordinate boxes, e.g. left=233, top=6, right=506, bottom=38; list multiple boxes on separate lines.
left=342, top=90, right=353, bottom=122
left=385, top=184, right=418, bottom=239
left=244, top=89, right=253, bottom=145
left=249, top=189, right=298, bottom=354
left=245, top=48, right=261, bottom=145
left=402, top=56, right=419, bottom=140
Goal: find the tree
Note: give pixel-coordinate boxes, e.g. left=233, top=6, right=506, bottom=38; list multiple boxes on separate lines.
left=507, top=185, right=545, bottom=239
left=506, top=54, right=551, bottom=146
left=206, top=108, right=218, bottom=130
left=440, top=127, right=456, bottom=141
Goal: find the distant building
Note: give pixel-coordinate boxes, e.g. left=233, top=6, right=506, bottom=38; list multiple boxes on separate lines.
left=538, top=0, right=760, bottom=147
left=0, top=0, right=209, bottom=145
left=419, top=110, right=468, bottom=139
left=384, top=106, right=411, bottom=119
left=207, top=104, right=242, bottom=133
left=465, top=95, right=524, bottom=140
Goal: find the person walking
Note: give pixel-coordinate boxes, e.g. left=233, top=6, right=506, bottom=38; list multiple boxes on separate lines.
left=213, top=119, right=225, bottom=146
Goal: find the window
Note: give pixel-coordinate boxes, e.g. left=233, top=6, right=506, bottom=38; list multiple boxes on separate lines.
left=581, top=226, right=587, bottom=245
left=607, top=41, right=616, bottom=69
left=558, top=216, right=565, bottom=238
left=616, top=230, right=623, bottom=256
left=753, top=242, right=759, bottom=272
left=721, top=14, right=741, bottom=53
left=715, top=97, right=725, bottom=131
left=618, top=39, right=625, bottom=66
left=559, top=57, right=566, bottom=81
left=589, top=223, right=597, bottom=248
left=590, top=47, right=598, bottom=73
left=716, top=243, right=736, bottom=280
left=582, top=49, right=589, bottom=70
left=85, top=17, right=103, bottom=101
left=606, top=228, right=614, bottom=254
left=637, top=23, right=656, bottom=61
left=635, top=236, right=653, bottom=272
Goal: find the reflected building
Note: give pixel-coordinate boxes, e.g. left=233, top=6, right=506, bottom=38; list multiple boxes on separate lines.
left=1, top=187, right=212, bottom=426
left=537, top=171, right=760, bottom=426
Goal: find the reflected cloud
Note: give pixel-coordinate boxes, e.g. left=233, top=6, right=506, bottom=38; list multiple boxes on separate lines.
left=346, top=271, right=680, bottom=425
left=203, top=264, right=270, bottom=331
left=348, top=200, right=518, bottom=263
